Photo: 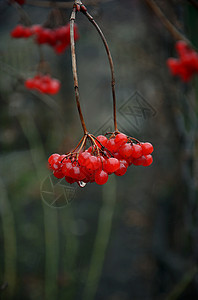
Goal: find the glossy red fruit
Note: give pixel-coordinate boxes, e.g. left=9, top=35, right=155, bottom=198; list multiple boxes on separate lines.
left=65, top=176, right=76, bottom=184
left=141, top=142, right=153, bottom=155
left=70, top=166, right=84, bottom=180
left=48, top=154, right=60, bottom=165
left=132, top=144, right=142, bottom=158
left=119, top=143, right=133, bottom=158
left=95, top=170, right=108, bottom=185
left=107, top=138, right=116, bottom=153
left=96, top=135, right=108, bottom=147
left=115, top=133, right=128, bottom=146
left=133, top=156, right=146, bottom=166
left=86, top=156, right=100, bottom=171
left=142, top=155, right=153, bottom=166
left=103, top=157, right=120, bottom=173
left=114, top=162, right=128, bottom=176
left=78, top=152, right=91, bottom=166
left=62, top=161, right=73, bottom=176
left=53, top=170, right=64, bottom=179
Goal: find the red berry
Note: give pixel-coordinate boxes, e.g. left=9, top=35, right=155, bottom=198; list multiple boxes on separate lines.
left=114, top=162, right=128, bottom=176
left=115, top=133, right=128, bottom=146
left=86, top=156, right=100, bottom=171
left=119, top=143, right=133, bottom=158
left=25, top=78, right=35, bottom=89
left=142, top=155, right=153, bottom=166
left=95, top=170, right=108, bottom=185
left=103, top=157, right=120, bottom=173
left=65, top=176, right=76, bottom=184
left=48, top=154, right=60, bottom=165
left=48, top=79, right=60, bottom=95
left=10, top=25, right=24, bottom=38
left=107, top=138, right=116, bottom=152
left=70, top=166, right=85, bottom=180
left=53, top=170, right=64, bottom=179
left=62, top=161, right=73, bottom=177
left=132, top=144, right=142, bottom=158
left=167, top=58, right=181, bottom=76
left=78, top=152, right=91, bottom=166
left=141, top=142, right=153, bottom=155
left=133, top=156, right=146, bottom=166
left=175, top=41, right=189, bottom=57
left=31, top=24, right=42, bottom=34
left=23, top=27, right=33, bottom=38
left=96, top=135, right=108, bottom=147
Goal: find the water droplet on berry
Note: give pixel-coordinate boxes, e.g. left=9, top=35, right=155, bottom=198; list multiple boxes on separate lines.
left=78, top=181, right=86, bottom=188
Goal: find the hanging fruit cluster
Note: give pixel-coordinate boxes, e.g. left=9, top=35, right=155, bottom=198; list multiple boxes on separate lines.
left=44, top=1, right=155, bottom=186
left=10, top=1, right=79, bottom=95
left=11, top=23, right=79, bottom=54
left=25, top=74, right=61, bottom=94
left=48, top=133, right=153, bottom=185
left=167, top=41, right=198, bottom=82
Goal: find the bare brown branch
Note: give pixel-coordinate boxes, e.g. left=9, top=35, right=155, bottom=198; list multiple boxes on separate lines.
left=82, top=9, right=118, bottom=131
left=70, top=5, right=88, bottom=134
left=144, top=0, right=191, bottom=45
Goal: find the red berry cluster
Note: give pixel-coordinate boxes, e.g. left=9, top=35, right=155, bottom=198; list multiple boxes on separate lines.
left=25, top=74, right=60, bottom=94
left=10, top=23, right=79, bottom=54
left=167, top=41, right=198, bottom=82
left=48, top=133, right=153, bottom=186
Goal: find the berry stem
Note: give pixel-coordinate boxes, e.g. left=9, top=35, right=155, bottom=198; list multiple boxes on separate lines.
left=77, top=134, right=88, bottom=154
left=81, top=8, right=118, bottom=131
left=71, top=135, right=86, bottom=153
left=90, top=134, right=113, bottom=157
left=144, top=0, right=191, bottom=46
left=13, top=1, right=32, bottom=26
left=70, top=4, right=88, bottom=135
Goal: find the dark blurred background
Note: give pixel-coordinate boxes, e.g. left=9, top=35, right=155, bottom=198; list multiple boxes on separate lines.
left=0, top=0, right=198, bottom=299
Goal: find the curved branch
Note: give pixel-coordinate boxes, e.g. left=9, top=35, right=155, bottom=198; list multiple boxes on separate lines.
left=144, top=0, right=191, bottom=45
left=70, top=5, right=88, bottom=134
left=82, top=9, right=118, bottom=131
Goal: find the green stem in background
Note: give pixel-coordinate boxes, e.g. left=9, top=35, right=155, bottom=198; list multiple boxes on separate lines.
left=144, top=0, right=192, bottom=46
left=82, top=9, right=118, bottom=132
left=60, top=207, right=79, bottom=300
left=70, top=5, right=88, bottom=135
left=0, top=178, right=17, bottom=298
left=43, top=207, right=59, bottom=300
left=18, top=115, right=59, bottom=300
left=82, top=175, right=117, bottom=300
left=165, top=267, right=197, bottom=300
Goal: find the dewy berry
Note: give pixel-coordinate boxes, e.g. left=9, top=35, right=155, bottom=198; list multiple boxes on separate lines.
left=48, top=132, right=154, bottom=186
left=167, top=40, right=198, bottom=82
